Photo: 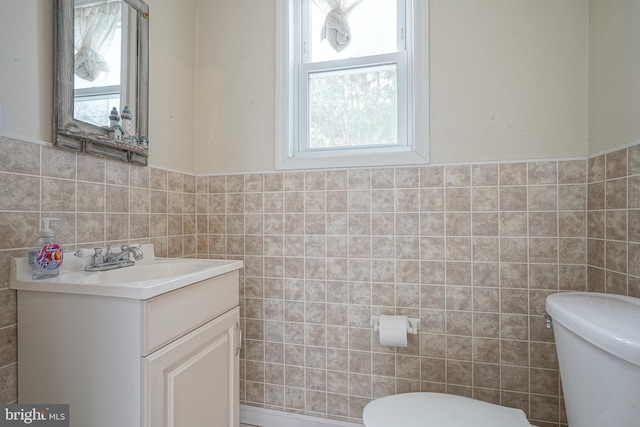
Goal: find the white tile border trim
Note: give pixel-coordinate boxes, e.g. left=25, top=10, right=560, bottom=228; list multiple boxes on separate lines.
left=240, top=405, right=363, bottom=427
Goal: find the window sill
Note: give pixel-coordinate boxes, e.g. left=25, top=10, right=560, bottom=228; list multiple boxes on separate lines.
left=275, top=148, right=428, bottom=171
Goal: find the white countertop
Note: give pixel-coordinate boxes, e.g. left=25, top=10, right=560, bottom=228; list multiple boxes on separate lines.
left=10, top=244, right=243, bottom=300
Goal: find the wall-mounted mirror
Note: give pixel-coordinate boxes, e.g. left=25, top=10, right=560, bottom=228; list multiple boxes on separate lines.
left=54, top=0, right=149, bottom=165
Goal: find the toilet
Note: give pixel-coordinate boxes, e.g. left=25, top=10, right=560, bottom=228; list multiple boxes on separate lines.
left=363, top=392, right=531, bottom=427
left=546, top=291, right=640, bottom=427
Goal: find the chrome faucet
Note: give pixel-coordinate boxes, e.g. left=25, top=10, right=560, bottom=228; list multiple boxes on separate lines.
left=105, top=245, right=144, bottom=262
left=75, top=244, right=144, bottom=271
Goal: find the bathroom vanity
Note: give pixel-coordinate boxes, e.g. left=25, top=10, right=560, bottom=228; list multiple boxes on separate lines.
left=10, top=246, right=243, bottom=427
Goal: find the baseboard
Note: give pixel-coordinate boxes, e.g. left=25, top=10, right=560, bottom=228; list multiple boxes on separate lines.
left=240, top=405, right=362, bottom=427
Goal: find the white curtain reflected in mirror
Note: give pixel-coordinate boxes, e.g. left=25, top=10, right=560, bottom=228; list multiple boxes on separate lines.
left=74, top=1, right=120, bottom=81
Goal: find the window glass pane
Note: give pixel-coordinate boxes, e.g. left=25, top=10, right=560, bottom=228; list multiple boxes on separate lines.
left=74, top=95, right=120, bottom=127
left=310, top=0, right=398, bottom=63
left=308, top=64, right=397, bottom=149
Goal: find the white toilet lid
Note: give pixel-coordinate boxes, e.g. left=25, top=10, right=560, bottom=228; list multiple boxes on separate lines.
left=363, top=393, right=531, bottom=427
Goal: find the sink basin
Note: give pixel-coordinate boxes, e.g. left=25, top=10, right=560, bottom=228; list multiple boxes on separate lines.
left=10, top=244, right=243, bottom=299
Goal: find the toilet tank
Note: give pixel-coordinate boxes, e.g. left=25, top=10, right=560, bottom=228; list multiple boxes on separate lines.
left=546, top=292, right=640, bottom=427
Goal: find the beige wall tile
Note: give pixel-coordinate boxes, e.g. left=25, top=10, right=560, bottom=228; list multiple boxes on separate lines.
left=0, top=327, right=17, bottom=371
left=445, top=165, right=470, bottom=187
left=0, top=212, right=39, bottom=249
left=106, top=214, right=129, bottom=242
left=606, top=148, right=628, bottom=180
left=42, top=147, right=76, bottom=180
left=302, top=172, right=323, bottom=192
left=77, top=213, right=104, bottom=243
left=76, top=181, right=103, bottom=213
left=446, top=187, right=471, bottom=211
left=605, top=178, right=627, bottom=209
left=106, top=185, right=130, bottom=213
left=0, top=137, right=40, bottom=175
left=528, top=162, right=557, bottom=185
left=130, top=165, right=149, bottom=189
left=472, top=164, right=499, bottom=186
left=472, top=187, right=499, bottom=211
left=105, top=159, right=129, bottom=186
left=629, top=175, right=640, bottom=208
left=529, top=212, right=558, bottom=237
left=529, top=185, right=558, bottom=211
left=500, top=186, right=527, bottom=211
left=183, top=174, right=196, bottom=194
left=149, top=168, right=168, bottom=191
left=43, top=178, right=77, bottom=212
left=557, top=160, right=586, bottom=184
left=0, top=173, right=39, bottom=211
left=529, top=238, right=558, bottom=263
left=420, top=166, right=444, bottom=187
left=588, top=155, right=606, bottom=182
left=559, top=211, right=586, bottom=237
left=0, top=363, right=17, bottom=403
left=499, top=163, right=527, bottom=186
left=77, top=154, right=105, bottom=183
left=166, top=171, right=182, bottom=193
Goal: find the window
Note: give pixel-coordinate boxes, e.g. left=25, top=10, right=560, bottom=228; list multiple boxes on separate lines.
left=276, top=0, right=429, bottom=170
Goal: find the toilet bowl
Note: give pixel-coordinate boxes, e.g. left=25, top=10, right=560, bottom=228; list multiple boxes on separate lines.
left=546, top=292, right=640, bottom=427
left=363, top=392, right=531, bottom=427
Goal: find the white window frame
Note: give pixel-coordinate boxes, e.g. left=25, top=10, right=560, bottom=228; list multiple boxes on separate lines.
left=275, top=0, right=429, bottom=170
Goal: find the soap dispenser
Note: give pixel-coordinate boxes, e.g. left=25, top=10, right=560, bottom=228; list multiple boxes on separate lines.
left=28, top=217, right=64, bottom=279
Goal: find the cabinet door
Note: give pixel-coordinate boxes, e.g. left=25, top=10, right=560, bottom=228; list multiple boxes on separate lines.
left=145, top=307, right=240, bottom=427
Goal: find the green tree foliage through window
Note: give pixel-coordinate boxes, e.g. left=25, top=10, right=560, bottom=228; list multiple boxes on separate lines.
left=308, top=64, right=397, bottom=149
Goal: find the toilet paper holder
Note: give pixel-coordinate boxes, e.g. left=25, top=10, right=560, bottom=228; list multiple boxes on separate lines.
left=370, top=315, right=421, bottom=335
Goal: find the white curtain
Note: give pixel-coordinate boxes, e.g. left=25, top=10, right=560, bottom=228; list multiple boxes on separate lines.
left=74, top=1, right=121, bottom=82
left=316, top=0, right=363, bottom=52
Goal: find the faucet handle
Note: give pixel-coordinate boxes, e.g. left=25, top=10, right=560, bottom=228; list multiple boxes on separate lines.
left=74, top=247, right=100, bottom=258
left=91, top=248, right=104, bottom=265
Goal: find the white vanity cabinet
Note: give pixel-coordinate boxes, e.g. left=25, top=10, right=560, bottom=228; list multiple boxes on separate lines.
left=14, top=267, right=241, bottom=427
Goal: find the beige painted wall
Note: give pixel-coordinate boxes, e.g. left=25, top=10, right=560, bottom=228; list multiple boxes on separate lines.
left=194, top=0, right=589, bottom=174
left=0, top=0, right=53, bottom=142
left=147, top=0, right=197, bottom=172
left=1, top=1, right=636, bottom=175
left=588, top=0, right=640, bottom=154
left=194, top=0, right=275, bottom=175
left=0, top=0, right=197, bottom=173
left=430, top=0, right=588, bottom=164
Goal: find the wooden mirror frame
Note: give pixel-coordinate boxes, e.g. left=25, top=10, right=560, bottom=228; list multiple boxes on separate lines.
left=53, top=0, right=149, bottom=165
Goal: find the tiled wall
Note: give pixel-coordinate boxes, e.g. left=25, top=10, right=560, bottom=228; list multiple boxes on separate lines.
left=586, top=145, right=640, bottom=295
left=195, top=147, right=640, bottom=427
left=0, top=136, right=197, bottom=403
left=196, top=160, right=594, bottom=427
left=3, top=136, right=640, bottom=427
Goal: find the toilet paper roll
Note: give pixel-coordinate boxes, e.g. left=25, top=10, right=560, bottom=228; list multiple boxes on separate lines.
left=378, top=315, right=408, bottom=347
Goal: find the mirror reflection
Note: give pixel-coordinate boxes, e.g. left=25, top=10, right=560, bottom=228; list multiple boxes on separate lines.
left=73, top=0, right=136, bottom=128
